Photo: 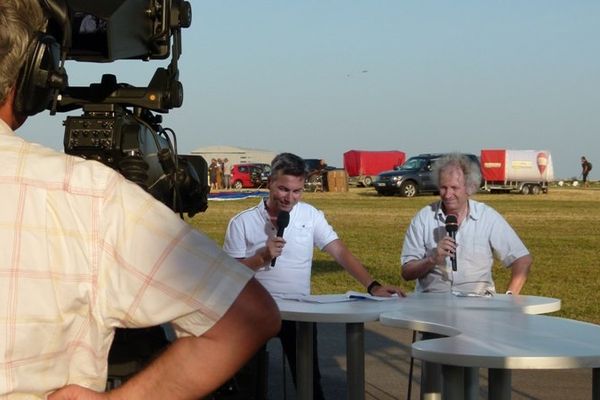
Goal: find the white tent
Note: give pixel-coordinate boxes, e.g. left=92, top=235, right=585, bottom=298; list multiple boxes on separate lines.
left=189, top=145, right=277, bottom=166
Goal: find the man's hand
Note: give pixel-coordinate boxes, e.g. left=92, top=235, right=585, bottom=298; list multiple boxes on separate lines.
left=371, top=284, right=406, bottom=297
left=240, top=236, right=287, bottom=270
left=402, top=236, right=456, bottom=281
left=48, top=385, right=109, bottom=400
left=265, top=236, right=285, bottom=260
left=432, top=236, right=456, bottom=265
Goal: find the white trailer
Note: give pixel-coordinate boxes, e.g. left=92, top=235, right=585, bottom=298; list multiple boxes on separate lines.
left=480, top=149, right=554, bottom=194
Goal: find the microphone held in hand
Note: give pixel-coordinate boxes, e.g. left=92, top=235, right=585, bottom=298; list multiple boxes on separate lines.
left=445, top=214, right=458, bottom=271
left=271, top=210, right=290, bottom=267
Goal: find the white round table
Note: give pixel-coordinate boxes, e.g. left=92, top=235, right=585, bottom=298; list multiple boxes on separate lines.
left=380, top=301, right=600, bottom=400
left=276, top=293, right=560, bottom=400
left=276, top=295, right=405, bottom=400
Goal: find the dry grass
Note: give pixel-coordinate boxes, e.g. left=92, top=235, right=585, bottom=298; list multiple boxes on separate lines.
left=188, top=186, right=600, bottom=324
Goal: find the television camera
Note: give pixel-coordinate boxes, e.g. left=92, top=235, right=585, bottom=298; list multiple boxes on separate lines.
left=35, top=0, right=207, bottom=217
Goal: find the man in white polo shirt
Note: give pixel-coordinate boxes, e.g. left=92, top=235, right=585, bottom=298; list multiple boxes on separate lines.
left=224, top=152, right=403, bottom=399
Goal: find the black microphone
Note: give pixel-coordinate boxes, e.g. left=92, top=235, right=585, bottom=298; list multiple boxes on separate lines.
left=271, top=210, right=290, bottom=267
left=445, top=214, right=458, bottom=271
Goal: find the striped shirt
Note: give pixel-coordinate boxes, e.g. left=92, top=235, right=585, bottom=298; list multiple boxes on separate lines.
left=0, top=120, right=253, bottom=398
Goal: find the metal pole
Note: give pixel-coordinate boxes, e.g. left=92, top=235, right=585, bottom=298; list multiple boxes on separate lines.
left=346, top=323, right=365, bottom=400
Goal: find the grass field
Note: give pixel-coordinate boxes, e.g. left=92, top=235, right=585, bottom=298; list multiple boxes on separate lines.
left=188, top=186, right=600, bottom=324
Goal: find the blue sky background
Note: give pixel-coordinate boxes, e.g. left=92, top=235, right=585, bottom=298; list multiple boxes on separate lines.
left=22, top=1, right=599, bottom=179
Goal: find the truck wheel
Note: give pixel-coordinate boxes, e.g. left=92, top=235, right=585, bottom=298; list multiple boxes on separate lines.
left=531, top=185, right=541, bottom=195
left=233, top=180, right=243, bottom=190
left=521, top=185, right=531, bottom=195
left=363, top=176, right=373, bottom=187
left=400, top=181, right=417, bottom=197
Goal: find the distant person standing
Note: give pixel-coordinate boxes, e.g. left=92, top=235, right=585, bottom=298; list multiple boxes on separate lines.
left=216, top=158, right=224, bottom=190
left=223, top=158, right=232, bottom=189
left=581, top=156, right=592, bottom=188
left=209, top=158, right=218, bottom=190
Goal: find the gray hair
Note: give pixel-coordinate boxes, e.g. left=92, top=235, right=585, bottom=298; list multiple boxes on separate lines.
left=432, top=153, right=481, bottom=195
left=0, top=0, right=46, bottom=104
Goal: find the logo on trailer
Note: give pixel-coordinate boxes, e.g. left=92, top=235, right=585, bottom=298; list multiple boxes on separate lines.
left=537, top=152, right=548, bottom=175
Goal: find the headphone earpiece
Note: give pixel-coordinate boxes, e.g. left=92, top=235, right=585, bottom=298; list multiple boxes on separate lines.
left=15, top=32, right=66, bottom=116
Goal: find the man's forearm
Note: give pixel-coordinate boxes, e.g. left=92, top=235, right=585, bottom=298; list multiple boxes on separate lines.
left=108, top=336, right=223, bottom=399
left=237, top=248, right=270, bottom=271
left=507, top=254, right=533, bottom=294
left=401, top=256, right=436, bottom=281
left=109, top=279, right=280, bottom=399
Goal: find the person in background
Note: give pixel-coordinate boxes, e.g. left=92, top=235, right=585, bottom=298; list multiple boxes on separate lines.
left=216, top=158, right=224, bottom=189
left=0, top=1, right=280, bottom=398
left=223, top=157, right=232, bottom=189
left=209, top=158, right=218, bottom=190
left=223, top=152, right=403, bottom=399
left=581, top=156, right=592, bottom=188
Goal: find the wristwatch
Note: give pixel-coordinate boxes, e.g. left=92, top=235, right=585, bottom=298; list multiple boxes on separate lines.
left=367, top=280, right=382, bottom=295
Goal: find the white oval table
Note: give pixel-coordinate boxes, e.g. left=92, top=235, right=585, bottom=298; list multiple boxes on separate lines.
left=380, top=305, right=600, bottom=400
left=276, top=293, right=560, bottom=400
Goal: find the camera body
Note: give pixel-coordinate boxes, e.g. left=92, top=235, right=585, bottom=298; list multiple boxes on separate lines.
left=40, top=0, right=207, bottom=217
left=66, top=0, right=191, bottom=62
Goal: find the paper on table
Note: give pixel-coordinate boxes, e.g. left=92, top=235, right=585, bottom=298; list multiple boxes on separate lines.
left=451, top=290, right=494, bottom=298
left=345, top=291, right=400, bottom=301
left=275, top=294, right=356, bottom=303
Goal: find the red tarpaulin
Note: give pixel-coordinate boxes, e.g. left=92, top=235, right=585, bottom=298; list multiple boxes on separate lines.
left=480, top=149, right=506, bottom=181
left=343, top=150, right=406, bottom=177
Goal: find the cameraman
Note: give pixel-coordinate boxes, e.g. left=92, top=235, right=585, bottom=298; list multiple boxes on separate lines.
left=0, top=1, right=280, bottom=398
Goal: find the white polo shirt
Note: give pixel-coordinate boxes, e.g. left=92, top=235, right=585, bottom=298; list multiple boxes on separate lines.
left=224, top=200, right=339, bottom=296
left=401, top=199, right=530, bottom=294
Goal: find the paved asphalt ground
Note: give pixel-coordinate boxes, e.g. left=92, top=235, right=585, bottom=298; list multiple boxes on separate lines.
left=258, top=321, right=593, bottom=400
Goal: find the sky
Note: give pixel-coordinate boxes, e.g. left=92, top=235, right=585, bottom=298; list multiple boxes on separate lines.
left=21, top=1, right=600, bottom=179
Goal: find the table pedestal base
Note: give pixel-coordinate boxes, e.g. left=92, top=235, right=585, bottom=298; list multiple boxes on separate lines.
left=296, top=322, right=314, bottom=400
left=295, top=322, right=366, bottom=400
left=593, top=368, right=599, bottom=400
left=346, top=323, right=365, bottom=400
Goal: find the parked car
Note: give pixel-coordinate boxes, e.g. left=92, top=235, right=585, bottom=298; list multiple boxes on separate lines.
left=231, top=163, right=270, bottom=189
left=373, top=153, right=480, bottom=197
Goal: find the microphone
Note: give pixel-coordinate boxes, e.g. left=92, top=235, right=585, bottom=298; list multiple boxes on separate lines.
left=270, top=210, right=290, bottom=267
left=445, top=214, right=458, bottom=271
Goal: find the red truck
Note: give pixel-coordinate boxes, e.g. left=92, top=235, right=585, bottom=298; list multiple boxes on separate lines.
left=343, top=150, right=406, bottom=187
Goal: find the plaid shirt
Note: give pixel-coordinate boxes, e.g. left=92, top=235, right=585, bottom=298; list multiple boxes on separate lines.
left=0, top=120, right=253, bottom=398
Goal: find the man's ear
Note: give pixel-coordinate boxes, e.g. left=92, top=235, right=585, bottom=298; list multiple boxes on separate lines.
left=0, top=86, right=26, bottom=129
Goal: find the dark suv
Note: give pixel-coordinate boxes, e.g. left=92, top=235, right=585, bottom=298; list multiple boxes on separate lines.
left=374, top=153, right=479, bottom=197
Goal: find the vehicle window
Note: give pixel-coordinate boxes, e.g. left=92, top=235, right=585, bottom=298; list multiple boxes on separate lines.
left=239, top=166, right=247, bottom=173
left=401, top=158, right=425, bottom=170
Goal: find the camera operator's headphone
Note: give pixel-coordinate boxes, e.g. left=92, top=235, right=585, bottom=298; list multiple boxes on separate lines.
left=14, top=0, right=69, bottom=116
